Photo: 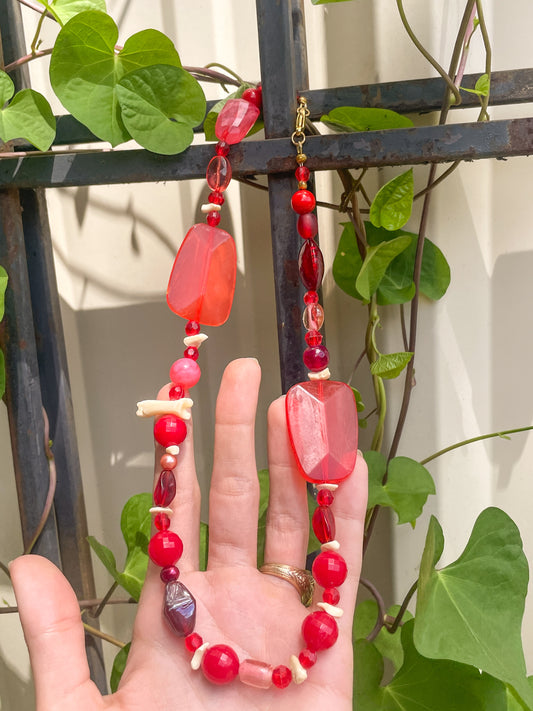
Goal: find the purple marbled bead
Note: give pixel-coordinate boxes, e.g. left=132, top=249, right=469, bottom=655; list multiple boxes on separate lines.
left=164, top=581, right=196, bottom=637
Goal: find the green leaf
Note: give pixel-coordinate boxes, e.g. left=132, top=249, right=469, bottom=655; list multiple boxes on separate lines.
left=311, top=0, right=353, bottom=4
left=353, top=599, right=412, bottom=672
left=203, top=83, right=263, bottom=142
left=332, top=222, right=364, bottom=300
left=461, top=73, right=490, bottom=97
left=110, top=642, right=130, bottom=693
left=370, top=169, right=414, bottom=231
left=116, top=65, right=205, bottom=155
left=118, top=549, right=147, bottom=601
left=87, top=535, right=121, bottom=583
left=370, top=351, right=413, bottom=380
left=256, top=469, right=269, bottom=567
left=199, top=521, right=209, bottom=571
left=321, top=106, right=413, bottom=133
left=366, top=453, right=435, bottom=525
left=415, top=508, right=533, bottom=708
left=120, top=492, right=151, bottom=600
left=351, top=386, right=365, bottom=413
left=307, top=489, right=322, bottom=555
left=50, top=11, right=182, bottom=146
left=0, top=350, right=5, bottom=400
left=0, top=71, right=55, bottom=152
left=355, top=234, right=413, bottom=302
left=44, top=0, right=107, bottom=24
left=0, top=265, right=8, bottom=321
left=355, top=620, right=507, bottom=711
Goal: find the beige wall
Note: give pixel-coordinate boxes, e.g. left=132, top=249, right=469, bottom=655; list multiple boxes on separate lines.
left=1, top=1, right=533, bottom=707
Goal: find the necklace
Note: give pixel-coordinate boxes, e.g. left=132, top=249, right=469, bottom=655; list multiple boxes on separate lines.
left=136, top=93, right=359, bottom=689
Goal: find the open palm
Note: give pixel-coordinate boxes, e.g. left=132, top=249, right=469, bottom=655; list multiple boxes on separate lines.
left=11, top=359, right=367, bottom=711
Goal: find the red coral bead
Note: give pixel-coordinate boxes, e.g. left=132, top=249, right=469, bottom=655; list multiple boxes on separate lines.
left=185, top=632, right=203, bottom=652
left=317, top=489, right=334, bottom=506
left=299, top=239, right=324, bottom=291
left=272, top=665, right=292, bottom=689
left=301, top=611, right=338, bottom=651
left=207, top=211, right=221, bottom=227
left=312, top=551, right=347, bottom=588
left=185, top=320, right=200, bottom=335
left=291, top=189, right=316, bottom=215
left=312, top=505, right=336, bottom=543
left=154, top=415, right=187, bottom=448
left=242, top=86, right=263, bottom=110
left=303, top=345, right=329, bottom=372
left=323, top=587, right=340, bottom=605
left=201, top=644, right=240, bottom=684
left=298, top=648, right=317, bottom=669
left=148, top=530, right=183, bottom=567
left=160, top=565, right=180, bottom=583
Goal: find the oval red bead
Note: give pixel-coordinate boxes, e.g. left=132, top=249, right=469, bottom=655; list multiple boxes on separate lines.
left=206, top=155, right=232, bottom=193
left=312, top=506, right=336, bottom=543
left=302, top=611, right=338, bottom=652
left=272, top=665, right=292, bottom=689
left=154, top=416, right=187, bottom=448
left=297, top=212, right=318, bottom=239
left=154, top=470, right=176, bottom=506
left=312, top=551, right=347, bottom=588
left=201, top=644, right=240, bottom=684
left=291, top=189, right=316, bottom=214
left=215, top=98, right=260, bottom=144
left=298, top=239, right=324, bottom=291
left=148, top=530, right=183, bottom=567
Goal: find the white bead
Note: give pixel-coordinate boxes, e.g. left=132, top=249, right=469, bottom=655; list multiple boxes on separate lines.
left=308, top=367, right=331, bottom=381
left=316, top=483, right=338, bottom=492
left=149, top=506, right=173, bottom=516
left=201, top=203, right=221, bottom=213
left=317, top=602, right=343, bottom=618
left=289, top=654, right=307, bottom=684
left=321, top=539, right=340, bottom=551
left=191, top=642, right=210, bottom=670
left=166, top=445, right=180, bottom=455
left=183, top=334, right=208, bottom=348
left=136, top=398, right=193, bottom=420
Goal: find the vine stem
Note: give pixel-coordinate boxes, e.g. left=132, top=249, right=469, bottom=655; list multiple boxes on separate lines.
left=3, top=48, right=53, bottom=74
left=388, top=579, right=418, bottom=634
left=92, top=581, right=119, bottom=618
left=475, top=0, right=492, bottom=121
left=16, top=0, right=54, bottom=17
left=420, top=425, right=533, bottom=466
left=0, top=561, right=11, bottom=580
left=0, top=597, right=135, bottom=614
left=83, top=622, right=126, bottom=649
left=359, top=577, right=387, bottom=642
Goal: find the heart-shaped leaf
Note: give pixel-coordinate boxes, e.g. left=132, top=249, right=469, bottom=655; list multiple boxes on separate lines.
left=370, top=351, right=413, bottom=380
left=370, top=169, right=414, bottom=231
left=332, top=222, right=364, bottom=300
left=321, top=106, right=413, bottom=133
left=36, top=0, right=107, bottom=25
left=353, top=599, right=413, bottom=673
left=355, top=234, right=413, bottom=301
left=0, top=71, right=55, bottom=151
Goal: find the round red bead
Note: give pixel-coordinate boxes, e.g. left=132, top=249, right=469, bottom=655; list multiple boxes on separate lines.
left=303, top=345, right=330, bottom=372
left=185, top=320, right=200, bottom=335
left=301, top=611, right=338, bottom=651
left=169, top=385, right=184, bottom=400
left=148, top=530, right=183, bottom=568
left=291, top=189, right=316, bottom=215
left=304, top=290, right=318, bottom=305
left=184, top=346, right=199, bottom=360
left=295, top=165, right=310, bottom=183
left=208, top=191, right=225, bottom=205
left=242, top=86, right=263, bottom=109
left=298, top=648, right=317, bottom=669
left=160, top=565, right=180, bottom=583
left=272, top=665, right=292, bottom=689
left=155, top=512, right=170, bottom=531
left=170, top=358, right=201, bottom=389
left=312, top=505, right=336, bottom=543
left=215, top=141, right=230, bottom=157
left=305, top=330, right=323, bottom=346
left=201, top=644, right=240, bottom=685
left=185, top=632, right=203, bottom=652
left=154, top=415, right=187, bottom=448
left=323, top=587, right=340, bottom=605
left=154, top=469, right=176, bottom=507
left=317, top=489, right=334, bottom=506
left=207, top=211, right=221, bottom=227
left=312, top=551, right=348, bottom=589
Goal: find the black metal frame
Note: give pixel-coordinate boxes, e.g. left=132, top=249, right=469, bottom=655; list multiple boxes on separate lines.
left=0, top=0, right=532, bottom=693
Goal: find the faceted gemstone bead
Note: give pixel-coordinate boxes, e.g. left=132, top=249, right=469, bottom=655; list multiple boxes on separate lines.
left=154, top=416, right=187, bottom=448
left=167, top=223, right=237, bottom=327
left=323, top=587, right=340, bottom=605
left=185, top=320, right=200, bottom=335
left=154, top=470, right=177, bottom=507
left=312, top=506, right=336, bottom=543
left=160, top=565, right=180, bottom=583
left=301, top=611, right=338, bottom=652
left=185, top=632, right=203, bottom=652
left=298, top=240, right=324, bottom=291
left=285, top=380, right=358, bottom=483
left=169, top=385, right=184, bottom=400
left=241, top=86, right=263, bottom=110
left=297, top=212, right=318, bottom=239
left=164, top=580, right=196, bottom=636
left=201, top=644, right=240, bottom=684
left=295, top=165, right=310, bottom=183
left=298, top=648, right=317, bottom=669
left=304, top=290, right=318, bottom=305
left=303, top=302, right=324, bottom=331
left=303, top=345, right=330, bottom=372
left=312, top=551, right=348, bottom=588
left=215, top=141, right=230, bottom=156
left=305, top=330, right=322, bottom=347
left=317, top=489, right=334, bottom=507
left=206, top=155, right=232, bottom=192
left=184, top=346, right=199, bottom=360
left=215, top=98, right=260, bottom=144
left=207, top=211, right=221, bottom=227
left=238, top=659, right=273, bottom=689
left=208, top=191, right=225, bottom=205
left=291, top=189, right=316, bottom=215
left=155, top=512, right=170, bottom=531
left=160, top=453, right=177, bottom=471
left=272, top=665, right=292, bottom=689
left=148, top=530, right=183, bottom=567
left=169, top=358, right=201, bottom=389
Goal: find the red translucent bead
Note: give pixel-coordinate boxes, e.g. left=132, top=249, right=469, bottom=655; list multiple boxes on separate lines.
left=154, top=470, right=176, bottom=506
left=291, top=189, right=316, bottom=215
left=312, top=551, right=348, bottom=588
left=241, top=86, right=262, bottom=110
left=323, top=587, right=340, bottom=605
left=272, top=665, right=292, bottom=689
left=297, top=212, right=318, bottom=239
left=185, top=320, right=200, bottom=335
left=304, top=290, right=318, bottom=305
left=206, top=155, right=232, bottom=193
left=317, top=489, right=334, bottom=506
left=298, top=240, right=324, bottom=291
left=201, top=644, right=240, bottom=684
left=184, top=346, right=199, bottom=360
left=207, top=211, right=221, bottom=227
left=285, top=380, right=358, bottom=484
left=160, top=453, right=177, bottom=470
left=301, top=611, right=338, bottom=652
left=160, top=565, right=180, bottom=583
left=312, top=506, right=336, bottom=543
left=185, top=632, right=203, bottom=652
left=169, top=385, right=184, bottom=400
left=215, top=141, right=230, bottom=156
left=295, top=165, right=310, bottom=183
left=208, top=191, right=225, bottom=205
left=215, top=98, right=260, bottom=144
left=148, top=530, right=183, bottom=567
left=167, top=223, right=236, bottom=327
left=303, top=302, right=324, bottom=331
left=154, top=416, right=187, bottom=448
left=170, top=358, right=201, bottom=388
left=305, top=330, right=323, bottom=347
left=298, top=648, right=317, bottom=669
left=155, top=512, right=170, bottom=531
left=303, top=345, right=329, bottom=372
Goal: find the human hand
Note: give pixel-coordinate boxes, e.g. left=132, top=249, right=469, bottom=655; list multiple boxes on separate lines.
left=11, top=358, right=367, bottom=711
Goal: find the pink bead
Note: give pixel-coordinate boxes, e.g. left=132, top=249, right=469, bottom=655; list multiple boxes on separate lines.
left=238, top=659, right=273, bottom=689
left=323, top=587, right=340, bottom=605
left=206, top=155, right=232, bottom=192
left=301, top=611, right=338, bottom=652
left=291, top=189, right=316, bottom=215
left=185, top=632, right=203, bottom=652
left=154, top=469, right=176, bottom=507
left=160, top=453, right=177, bottom=470
left=272, top=665, right=292, bottom=689
left=185, top=320, right=200, bottom=335
left=148, top=530, right=183, bottom=568
left=170, top=358, right=201, bottom=389
left=201, top=644, right=240, bottom=684
left=298, top=648, right=317, bottom=669
left=312, top=506, right=336, bottom=543
left=207, top=211, right=221, bottom=227
left=160, top=565, right=180, bottom=583
left=303, top=345, right=329, bottom=372
left=317, top=489, right=334, bottom=506
left=299, top=239, right=324, bottom=291
left=312, top=551, right=347, bottom=588
left=154, top=416, right=187, bottom=448
left=215, top=98, right=260, bottom=144
left=303, top=302, right=324, bottom=331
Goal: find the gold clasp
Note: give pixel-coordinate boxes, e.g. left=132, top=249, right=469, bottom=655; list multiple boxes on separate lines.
left=291, top=96, right=310, bottom=156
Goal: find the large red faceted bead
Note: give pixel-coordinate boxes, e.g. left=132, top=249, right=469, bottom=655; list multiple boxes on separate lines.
left=312, top=506, right=336, bottom=543
left=215, top=98, right=260, bottom=144
left=154, top=469, right=176, bottom=507
left=285, top=381, right=358, bottom=484
left=148, top=530, right=183, bottom=567
left=201, top=644, right=240, bottom=684
left=154, top=415, right=187, bottom=448
left=312, top=551, right=348, bottom=588
left=167, top=223, right=236, bottom=327
left=301, top=611, right=338, bottom=651
left=298, top=240, right=324, bottom=291
left=206, top=155, right=232, bottom=192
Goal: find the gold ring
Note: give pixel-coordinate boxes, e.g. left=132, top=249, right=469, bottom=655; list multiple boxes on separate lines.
left=259, top=563, right=315, bottom=607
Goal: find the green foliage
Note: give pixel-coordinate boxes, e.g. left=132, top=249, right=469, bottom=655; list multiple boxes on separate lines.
left=203, top=83, right=263, bottom=142
left=356, top=234, right=413, bottom=302
left=199, top=521, right=209, bottom=571
left=354, top=600, right=412, bottom=672
left=0, top=70, right=55, bottom=151
left=256, top=469, right=270, bottom=566
left=110, top=642, right=130, bottom=693
left=370, top=351, right=413, bottom=380
left=321, top=106, right=413, bottom=132
left=311, top=0, right=353, bottom=4
left=462, top=73, right=490, bottom=97
left=415, top=509, right=533, bottom=708
left=36, top=0, right=107, bottom=25
left=369, top=169, right=414, bottom=231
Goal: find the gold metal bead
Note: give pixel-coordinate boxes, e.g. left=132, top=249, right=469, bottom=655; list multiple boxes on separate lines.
left=298, top=181, right=307, bottom=189
left=296, top=153, right=307, bottom=164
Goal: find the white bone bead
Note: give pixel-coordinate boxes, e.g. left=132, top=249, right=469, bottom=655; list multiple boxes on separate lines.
left=317, top=602, right=343, bottom=618
left=289, top=654, right=307, bottom=684
left=183, top=334, right=208, bottom=348
left=166, top=445, right=180, bottom=456
left=149, top=506, right=173, bottom=516
left=136, top=398, right=193, bottom=420
left=191, top=642, right=210, bottom=670
left=316, top=483, right=338, bottom=492
left=308, top=367, right=331, bottom=381
left=321, top=540, right=340, bottom=552
left=201, top=203, right=221, bottom=213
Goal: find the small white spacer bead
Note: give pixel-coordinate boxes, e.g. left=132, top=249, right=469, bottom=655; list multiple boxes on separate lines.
left=317, top=602, right=343, bottom=618
left=149, top=506, right=173, bottom=516
left=201, top=203, right=222, bottom=213
left=191, top=642, right=210, bottom=670
left=136, top=398, right=193, bottom=420
left=308, top=367, right=331, bottom=381
left=316, top=483, right=338, bottom=492
left=183, top=333, right=208, bottom=349
left=289, top=654, right=307, bottom=684
left=166, top=445, right=180, bottom=456
left=321, top=540, right=340, bottom=552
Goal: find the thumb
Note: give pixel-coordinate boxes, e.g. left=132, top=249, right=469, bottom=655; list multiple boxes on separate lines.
left=10, top=555, right=98, bottom=710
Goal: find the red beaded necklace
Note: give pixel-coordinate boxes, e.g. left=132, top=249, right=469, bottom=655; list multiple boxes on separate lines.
left=137, top=93, right=358, bottom=690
